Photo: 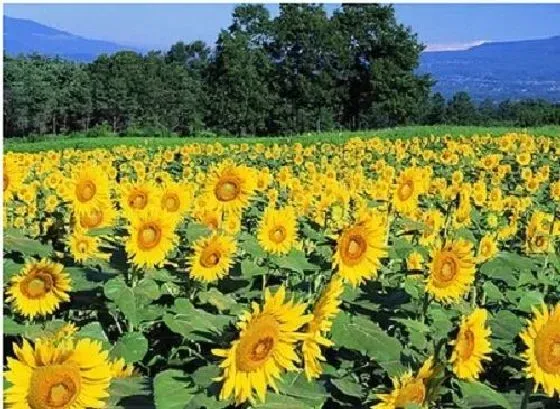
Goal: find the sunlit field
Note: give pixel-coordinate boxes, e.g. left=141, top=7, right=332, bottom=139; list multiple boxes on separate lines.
left=3, top=131, right=560, bottom=409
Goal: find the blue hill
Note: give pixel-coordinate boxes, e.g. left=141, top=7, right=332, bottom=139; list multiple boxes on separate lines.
left=420, top=36, right=560, bottom=101
left=3, top=16, right=141, bottom=61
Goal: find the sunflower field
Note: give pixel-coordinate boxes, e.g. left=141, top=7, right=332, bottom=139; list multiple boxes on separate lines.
left=3, top=133, right=560, bottom=409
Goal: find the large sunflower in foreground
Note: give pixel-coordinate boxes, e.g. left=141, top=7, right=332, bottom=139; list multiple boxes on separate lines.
left=125, top=207, right=178, bottom=268
left=426, top=239, right=476, bottom=303
left=302, top=276, right=344, bottom=380
left=373, top=356, right=435, bottom=409
left=4, top=338, right=112, bottom=409
left=204, top=160, right=257, bottom=215
left=189, top=234, right=237, bottom=282
left=212, top=286, right=312, bottom=404
left=65, top=165, right=110, bottom=216
left=332, top=215, right=387, bottom=287
left=519, top=303, right=560, bottom=397
left=257, top=206, right=298, bottom=255
left=6, top=259, right=71, bottom=319
left=450, top=308, right=492, bottom=380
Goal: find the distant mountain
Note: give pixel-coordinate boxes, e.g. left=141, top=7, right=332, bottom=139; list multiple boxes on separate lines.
left=420, top=36, right=560, bottom=101
left=4, top=16, right=560, bottom=101
left=3, top=16, right=142, bottom=61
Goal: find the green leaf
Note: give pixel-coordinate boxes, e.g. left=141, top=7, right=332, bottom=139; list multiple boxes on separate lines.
left=330, top=377, right=363, bottom=398
left=278, top=372, right=327, bottom=407
left=240, top=233, right=267, bottom=258
left=331, top=312, right=403, bottom=376
left=110, top=332, right=148, bottom=363
left=489, top=310, right=523, bottom=346
left=104, top=277, right=138, bottom=326
left=517, top=291, right=545, bottom=313
left=65, top=266, right=105, bottom=291
left=253, top=393, right=314, bottom=409
left=3, top=259, right=23, bottom=282
left=4, top=228, right=53, bottom=257
left=198, top=288, right=240, bottom=313
left=393, top=318, right=429, bottom=349
left=163, top=298, right=233, bottom=342
left=456, top=380, right=512, bottom=409
left=76, top=322, right=111, bottom=349
left=482, top=281, right=503, bottom=303
left=134, top=279, right=161, bottom=303
left=153, top=370, right=196, bottom=409
left=4, top=317, right=25, bottom=335
left=241, top=258, right=266, bottom=277
left=108, top=377, right=154, bottom=409
left=183, top=223, right=211, bottom=242
left=192, top=365, right=221, bottom=388
left=271, top=249, right=318, bottom=273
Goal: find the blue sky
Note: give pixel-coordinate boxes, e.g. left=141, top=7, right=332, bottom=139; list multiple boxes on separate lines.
left=5, top=4, right=560, bottom=51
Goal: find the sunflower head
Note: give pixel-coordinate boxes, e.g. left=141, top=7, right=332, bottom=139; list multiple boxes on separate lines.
left=520, top=303, right=560, bottom=397
left=66, top=165, right=110, bottom=216
left=5, top=338, right=112, bottom=409
left=189, top=233, right=236, bottom=282
left=333, top=216, right=387, bottom=287
left=205, top=161, right=257, bottom=215
left=125, top=207, right=178, bottom=268
left=212, top=286, right=311, bottom=404
left=257, top=206, right=298, bottom=255
left=450, top=308, right=492, bottom=380
left=7, top=259, right=71, bottom=319
left=426, top=239, right=476, bottom=303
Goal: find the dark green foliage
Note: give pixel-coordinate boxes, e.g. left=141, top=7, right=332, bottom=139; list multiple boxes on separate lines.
left=4, top=5, right=560, bottom=139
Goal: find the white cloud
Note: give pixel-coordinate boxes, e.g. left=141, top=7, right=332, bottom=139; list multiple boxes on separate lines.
left=424, top=40, right=487, bottom=52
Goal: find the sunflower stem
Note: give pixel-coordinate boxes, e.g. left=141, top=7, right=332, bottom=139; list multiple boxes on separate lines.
left=520, top=378, right=532, bottom=409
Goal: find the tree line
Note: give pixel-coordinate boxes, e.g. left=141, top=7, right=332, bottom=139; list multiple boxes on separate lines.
left=4, top=4, right=560, bottom=138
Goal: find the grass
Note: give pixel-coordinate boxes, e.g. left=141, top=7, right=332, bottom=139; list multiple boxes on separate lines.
left=4, top=125, right=560, bottom=153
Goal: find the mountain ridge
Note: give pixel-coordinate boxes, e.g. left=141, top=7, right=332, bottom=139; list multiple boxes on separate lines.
left=4, top=15, right=560, bottom=101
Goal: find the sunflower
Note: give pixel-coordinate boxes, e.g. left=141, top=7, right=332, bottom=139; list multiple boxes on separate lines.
left=333, top=215, right=387, bottom=287
left=6, top=259, right=71, bottom=319
left=110, top=358, right=136, bottom=379
left=158, top=181, right=193, bottom=219
left=450, top=308, right=492, bottom=380
left=120, top=181, right=157, bottom=215
left=373, top=356, right=435, bottom=409
left=65, top=165, right=110, bottom=216
left=189, top=234, right=236, bottom=282
left=4, top=157, right=25, bottom=202
left=204, top=160, right=257, bottom=215
left=302, top=276, right=344, bottom=380
left=76, top=202, right=117, bottom=230
left=406, top=251, right=424, bottom=271
left=125, top=207, right=178, bottom=268
left=519, top=303, right=560, bottom=397
left=392, top=167, right=426, bottom=215
left=68, top=230, right=105, bottom=263
left=4, top=338, right=112, bottom=409
left=426, top=239, right=476, bottom=303
left=212, top=286, right=312, bottom=404
left=477, top=235, right=499, bottom=263
left=257, top=206, right=298, bottom=255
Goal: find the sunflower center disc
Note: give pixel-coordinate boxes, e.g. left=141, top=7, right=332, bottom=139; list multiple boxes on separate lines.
left=28, top=364, right=81, bottom=409
left=130, top=192, right=148, bottom=209
left=398, top=180, right=414, bottom=201
left=164, top=194, right=180, bottom=212
left=459, top=329, right=475, bottom=359
left=270, top=227, right=286, bottom=243
left=251, top=337, right=274, bottom=361
left=439, top=257, right=457, bottom=282
left=139, top=225, right=161, bottom=249
left=21, top=272, right=54, bottom=299
left=81, top=208, right=103, bottom=228
left=201, top=251, right=220, bottom=267
left=216, top=180, right=239, bottom=202
left=347, top=237, right=365, bottom=259
left=76, top=180, right=96, bottom=202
